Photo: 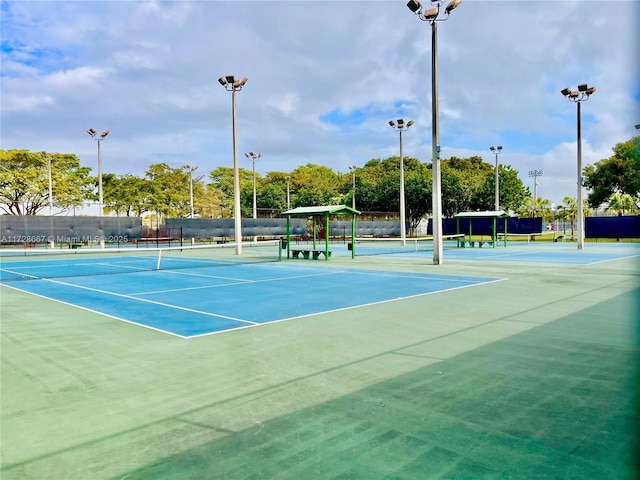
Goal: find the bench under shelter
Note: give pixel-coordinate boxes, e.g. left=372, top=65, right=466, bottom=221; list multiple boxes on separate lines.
left=454, top=211, right=511, bottom=248
left=282, top=205, right=360, bottom=260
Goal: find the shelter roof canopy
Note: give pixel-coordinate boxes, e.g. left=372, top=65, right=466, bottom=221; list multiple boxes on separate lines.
left=282, top=205, right=360, bottom=216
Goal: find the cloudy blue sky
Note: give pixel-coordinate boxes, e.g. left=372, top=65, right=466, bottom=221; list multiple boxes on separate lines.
left=1, top=0, right=638, bottom=211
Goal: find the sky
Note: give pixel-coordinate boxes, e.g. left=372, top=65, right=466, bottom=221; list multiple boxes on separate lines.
left=1, top=0, right=639, bottom=213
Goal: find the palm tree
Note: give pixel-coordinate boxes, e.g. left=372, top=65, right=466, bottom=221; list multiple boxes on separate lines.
left=518, top=196, right=552, bottom=220
left=555, top=197, right=591, bottom=239
left=606, top=192, right=638, bottom=216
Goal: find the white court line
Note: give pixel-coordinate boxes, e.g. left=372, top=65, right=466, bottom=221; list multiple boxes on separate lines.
left=586, top=253, right=640, bottom=265
left=37, top=278, right=259, bottom=325
left=0, top=283, right=189, bottom=339
left=346, top=270, right=494, bottom=284
left=187, top=277, right=509, bottom=339
left=129, top=270, right=344, bottom=296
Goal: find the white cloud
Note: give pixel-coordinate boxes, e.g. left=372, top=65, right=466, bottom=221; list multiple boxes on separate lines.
left=45, top=66, right=107, bottom=89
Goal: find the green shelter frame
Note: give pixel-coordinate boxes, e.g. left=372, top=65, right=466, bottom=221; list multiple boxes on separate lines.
left=283, top=205, right=361, bottom=260
left=454, top=211, right=511, bottom=248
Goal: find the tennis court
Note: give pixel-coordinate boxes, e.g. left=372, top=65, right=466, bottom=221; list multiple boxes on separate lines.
left=333, top=236, right=640, bottom=265
left=1, top=240, right=638, bottom=479
left=0, top=243, right=502, bottom=337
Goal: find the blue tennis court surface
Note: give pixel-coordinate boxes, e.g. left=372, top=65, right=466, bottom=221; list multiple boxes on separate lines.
left=2, top=263, right=503, bottom=338
left=329, top=241, right=640, bottom=264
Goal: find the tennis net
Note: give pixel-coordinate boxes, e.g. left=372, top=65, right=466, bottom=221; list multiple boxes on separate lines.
left=352, top=235, right=464, bottom=256
left=0, top=240, right=281, bottom=282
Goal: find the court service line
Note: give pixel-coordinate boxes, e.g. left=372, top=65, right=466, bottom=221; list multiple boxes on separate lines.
left=347, top=270, right=493, bottom=284
left=130, top=270, right=345, bottom=296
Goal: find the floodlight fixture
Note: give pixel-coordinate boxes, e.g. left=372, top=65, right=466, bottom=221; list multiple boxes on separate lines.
left=389, top=120, right=396, bottom=127
left=445, top=0, right=461, bottom=14
left=407, top=0, right=421, bottom=13
left=407, top=120, right=414, bottom=127
left=218, top=77, right=227, bottom=86
left=578, top=83, right=588, bottom=92
left=100, top=129, right=110, bottom=139
left=423, top=8, right=438, bottom=20
left=561, top=87, right=572, bottom=96
left=635, top=124, right=640, bottom=130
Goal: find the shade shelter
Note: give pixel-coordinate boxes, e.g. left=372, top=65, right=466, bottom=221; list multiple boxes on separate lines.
left=454, top=211, right=511, bottom=248
left=282, top=205, right=360, bottom=260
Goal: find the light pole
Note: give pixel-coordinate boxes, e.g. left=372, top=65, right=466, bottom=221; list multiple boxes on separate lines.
left=87, top=128, right=109, bottom=248
left=407, top=0, right=462, bottom=265
left=219, top=75, right=248, bottom=254
left=183, top=164, right=198, bottom=219
left=285, top=176, right=291, bottom=210
left=561, top=83, right=596, bottom=250
left=42, top=151, right=58, bottom=248
left=245, top=151, right=262, bottom=242
left=349, top=165, right=357, bottom=210
left=86, top=128, right=110, bottom=217
left=389, top=119, right=414, bottom=245
left=528, top=169, right=544, bottom=206
left=490, top=145, right=503, bottom=211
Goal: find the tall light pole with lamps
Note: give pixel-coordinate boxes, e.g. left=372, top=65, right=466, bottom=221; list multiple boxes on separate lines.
left=489, top=145, right=503, bottom=211
left=389, top=119, right=414, bottom=245
left=42, top=151, right=58, bottom=247
left=528, top=169, right=543, bottom=205
left=349, top=165, right=357, bottom=210
left=86, top=128, right=110, bottom=217
left=183, top=164, right=198, bottom=219
left=245, top=151, right=262, bottom=242
left=87, top=128, right=109, bottom=248
left=561, top=83, right=596, bottom=250
left=285, top=176, right=291, bottom=210
left=407, top=0, right=462, bottom=265
left=219, top=75, right=248, bottom=254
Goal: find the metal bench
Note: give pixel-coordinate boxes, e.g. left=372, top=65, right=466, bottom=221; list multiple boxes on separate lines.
left=291, top=249, right=331, bottom=260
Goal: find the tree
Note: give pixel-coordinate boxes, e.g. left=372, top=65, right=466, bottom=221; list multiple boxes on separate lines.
left=289, top=164, right=341, bottom=208
left=0, top=149, right=93, bottom=215
left=144, top=163, right=191, bottom=220
left=404, top=162, right=431, bottom=231
left=196, top=184, right=226, bottom=218
left=209, top=166, right=254, bottom=216
left=605, top=192, right=638, bottom=216
left=584, top=136, right=640, bottom=208
left=102, top=174, right=154, bottom=217
left=517, top=197, right=553, bottom=223
left=469, top=165, right=529, bottom=212
left=555, top=197, right=591, bottom=237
